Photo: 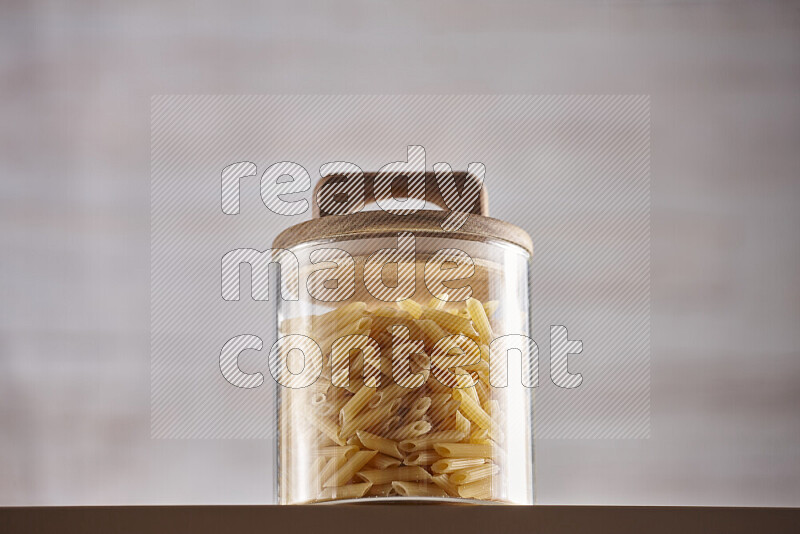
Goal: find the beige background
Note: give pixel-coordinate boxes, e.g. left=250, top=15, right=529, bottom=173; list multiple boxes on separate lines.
left=1, top=0, right=799, bottom=505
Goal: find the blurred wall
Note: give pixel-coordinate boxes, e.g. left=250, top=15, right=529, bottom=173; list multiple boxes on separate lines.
left=1, top=0, right=799, bottom=506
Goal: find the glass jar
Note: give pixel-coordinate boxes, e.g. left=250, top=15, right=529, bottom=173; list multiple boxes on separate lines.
left=273, top=173, right=534, bottom=504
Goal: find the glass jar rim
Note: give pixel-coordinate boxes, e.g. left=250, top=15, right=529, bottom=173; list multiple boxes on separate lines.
left=273, top=210, right=533, bottom=256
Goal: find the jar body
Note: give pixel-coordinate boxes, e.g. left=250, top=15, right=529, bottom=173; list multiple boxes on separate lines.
left=276, top=234, right=533, bottom=504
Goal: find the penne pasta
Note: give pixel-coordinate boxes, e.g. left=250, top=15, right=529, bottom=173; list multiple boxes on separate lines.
left=403, top=449, right=440, bottom=466
left=399, top=430, right=466, bottom=452
left=420, top=307, right=480, bottom=340
left=340, top=398, right=401, bottom=439
left=309, top=413, right=346, bottom=446
left=386, top=420, right=431, bottom=441
left=431, top=457, right=485, bottom=474
left=391, top=481, right=448, bottom=498
left=279, top=290, right=525, bottom=503
left=466, top=297, right=494, bottom=344
left=318, top=455, right=348, bottom=490
left=454, top=411, right=471, bottom=437
left=318, top=317, right=372, bottom=355
left=346, top=434, right=364, bottom=448
left=469, top=427, right=490, bottom=444
left=475, top=380, right=490, bottom=409
left=318, top=482, right=373, bottom=501
left=449, top=463, right=500, bottom=485
left=396, top=299, right=423, bottom=319
left=311, top=456, right=328, bottom=492
left=415, top=319, right=449, bottom=348
left=482, top=300, right=499, bottom=318
left=367, top=452, right=404, bottom=469
left=379, top=415, right=402, bottom=436
left=323, top=450, right=377, bottom=487
left=427, top=296, right=447, bottom=310
left=433, top=442, right=493, bottom=459
left=366, top=483, right=396, bottom=497
left=356, top=466, right=432, bottom=485
left=451, top=389, right=492, bottom=430
left=431, top=474, right=460, bottom=497
left=406, top=396, right=432, bottom=423
left=316, top=445, right=358, bottom=458
left=356, top=430, right=405, bottom=460
left=339, top=383, right=376, bottom=425
left=457, top=477, right=492, bottom=499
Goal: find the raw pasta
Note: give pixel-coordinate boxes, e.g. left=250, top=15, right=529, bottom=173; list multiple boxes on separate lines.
left=279, top=294, right=510, bottom=503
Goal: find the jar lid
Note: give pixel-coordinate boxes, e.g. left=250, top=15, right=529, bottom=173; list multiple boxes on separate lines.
left=273, top=172, right=533, bottom=255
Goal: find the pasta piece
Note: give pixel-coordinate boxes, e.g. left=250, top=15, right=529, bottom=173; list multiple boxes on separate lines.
left=431, top=457, right=485, bottom=474
left=309, top=377, right=331, bottom=395
left=319, top=317, right=372, bottom=355
left=366, top=483, right=396, bottom=497
left=427, top=296, right=447, bottom=310
left=315, top=435, right=337, bottom=448
left=420, top=307, right=480, bottom=340
left=340, top=398, right=401, bottom=439
left=386, top=420, right=431, bottom=441
left=372, top=306, right=413, bottom=319
left=406, top=396, right=432, bottom=422
left=356, top=430, right=405, bottom=460
left=449, top=334, right=482, bottom=365
left=356, top=466, right=432, bottom=485
left=323, top=450, right=377, bottom=487
left=461, top=358, right=489, bottom=378
left=479, top=344, right=491, bottom=363
left=403, top=449, right=440, bottom=466
left=316, top=445, right=358, bottom=458
left=469, top=427, right=489, bottom=444
left=425, top=398, right=460, bottom=427
left=309, top=413, right=346, bottom=446
left=457, top=477, right=492, bottom=499
left=323, top=451, right=378, bottom=488
left=449, top=463, right=499, bottom=485
left=433, top=442, right=493, bottom=459
left=461, top=384, right=481, bottom=406
left=415, top=319, right=448, bottom=348
left=429, top=393, right=452, bottom=407
left=318, top=455, right=348, bottom=489
left=346, top=434, right=364, bottom=448
left=279, top=315, right=313, bottom=336
left=408, top=353, right=431, bottom=375
left=431, top=474, right=460, bottom=497
left=392, top=481, right=448, bottom=498
left=487, top=399, right=501, bottom=418
left=482, top=300, right=499, bottom=317
left=475, top=380, right=489, bottom=409
left=366, top=390, right=387, bottom=410
left=310, top=392, right=327, bottom=408
left=380, top=382, right=412, bottom=403
left=451, top=389, right=491, bottom=430
left=318, top=482, right=373, bottom=501
left=370, top=308, right=416, bottom=338
left=379, top=415, right=402, bottom=436
left=311, top=456, right=328, bottom=491
left=399, top=430, right=466, bottom=452
left=281, top=293, right=515, bottom=503
left=466, top=297, right=494, bottom=344
left=339, top=383, right=377, bottom=425
left=367, top=453, right=403, bottom=469
left=396, top=299, right=423, bottom=319
left=454, top=411, right=471, bottom=437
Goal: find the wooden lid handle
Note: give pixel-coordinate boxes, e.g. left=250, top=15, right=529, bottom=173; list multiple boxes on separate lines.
left=312, top=171, right=489, bottom=219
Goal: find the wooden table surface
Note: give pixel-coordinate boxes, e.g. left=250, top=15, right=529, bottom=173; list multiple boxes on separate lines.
left=1, top=505, right=797, bottom=534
